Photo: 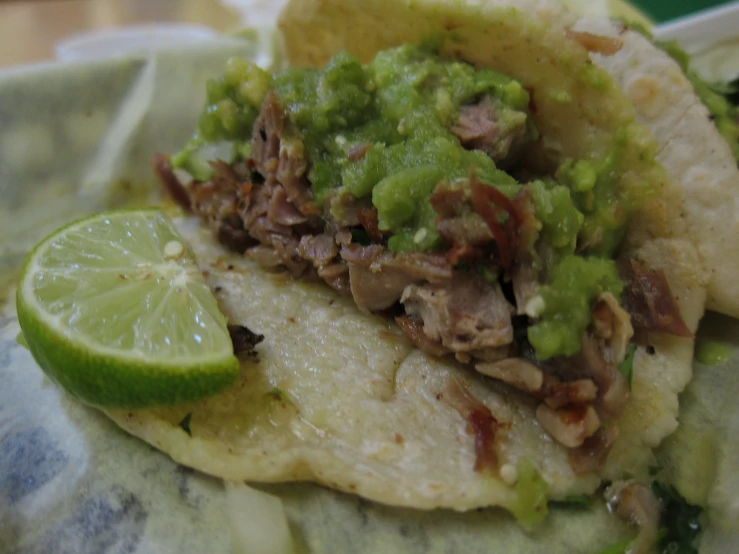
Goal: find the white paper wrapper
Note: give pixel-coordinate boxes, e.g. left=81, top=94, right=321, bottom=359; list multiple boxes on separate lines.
left=0, top=24, right=737, bottom=554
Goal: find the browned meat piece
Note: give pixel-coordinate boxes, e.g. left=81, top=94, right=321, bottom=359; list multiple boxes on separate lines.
left=442, top=378, right=503, bottom=473
left=347, top=142, right=372, bottom=161
left=476, top=358, right=598, bottom=413
left=377, top=251, right=452, bottom=282
left=356, top=207, right=383, bottom=242
left=339, top=245, right=453, bottom=313
left=250, top=92, right=313, bottom=213
left=153, top=153, right=191, bottom=211
left=189, top=173, right=251, bottom=253
left=542, top=378, right=598, bottom=410
left=272, top=237, right=311, bottom=277
left=401, top=273, right=514, bottom=352
left=451, top=96, right=528, bottom=165
left=469, top=172, right=520, bottom=269
left=318, top=263, right=351, bottom=295
left=429, top=184, right=465, bottom=219
left=573, top=333, right=630, bottom=420
left=535, top=403, right=601, bottom=448
left=246, top=245, right=282, bottom=268
left=268, top=185, right=307, bottom=226
left=566, top=30, right=624, bottom=56
left=510, top=187, right=540, bottom=313
left=247, top=215, right=292, bottom=246
left=429, top=180, right=496, bottom=266
left=334, top=229, right=352, bottom=246
left=621, top=259, right=693, bottom=338
left=298, top=234, right=339, bottom=267
left=342, top=251, right=421, bottom=313
left=435, top=213, right=493, bottom=247
left=340, top=244, right=385, bottom=265
left=395, top=316, right=451, bottom=357
left=592, top=292, right=634, bottom=364
left=569, top=426, right=619, bottom=475
left=475, top=358, right=544, bottom=393
left=276, top=135, right=313, bottom=211
left=250, top=91, right=282, bottom=184
left=177, top=92, right=319, bottom=275
left=227, top=324, right=264, bottom=355
left=607, top=483, right=661, bottom=554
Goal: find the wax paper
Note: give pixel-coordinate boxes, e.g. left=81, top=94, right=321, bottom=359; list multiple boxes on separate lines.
left=0, top=17, right=737, bottom=554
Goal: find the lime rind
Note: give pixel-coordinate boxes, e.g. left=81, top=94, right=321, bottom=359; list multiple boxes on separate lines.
left=16, top=210, right=240, bottom=409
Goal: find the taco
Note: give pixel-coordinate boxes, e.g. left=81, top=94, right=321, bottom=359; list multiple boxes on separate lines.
left=109, top=0, right=707, bottom=532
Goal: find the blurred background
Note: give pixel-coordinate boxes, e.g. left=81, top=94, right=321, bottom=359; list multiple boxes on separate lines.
left=0, top=0, right=735, bottom=68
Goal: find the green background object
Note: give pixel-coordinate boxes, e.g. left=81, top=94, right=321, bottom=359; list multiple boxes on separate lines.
left=635, top=0, right=734, bottom=22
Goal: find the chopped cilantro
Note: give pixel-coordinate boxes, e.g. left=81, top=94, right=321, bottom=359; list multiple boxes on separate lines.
left=178, top=412, right=193, bottom=437
left=618, top=344, right=637, bottom=389
left=652, top=481, right=703, bottom=554
left=268, top=387, right=284, bottom=401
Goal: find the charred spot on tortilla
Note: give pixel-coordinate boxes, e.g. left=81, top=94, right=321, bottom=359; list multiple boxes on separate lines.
left=227, top=324, right=264, bottom=357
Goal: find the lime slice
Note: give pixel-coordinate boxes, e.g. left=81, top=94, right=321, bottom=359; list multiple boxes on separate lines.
left=16, top=210, right=239, bottom=409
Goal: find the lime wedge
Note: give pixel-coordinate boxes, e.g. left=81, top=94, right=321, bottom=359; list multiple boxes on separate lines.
left=16, top=210, right=239, bottom=409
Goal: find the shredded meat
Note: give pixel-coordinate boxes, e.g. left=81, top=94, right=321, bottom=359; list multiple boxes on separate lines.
left=347, top=142, right=372, bottom=161
left=607, top=483, right=661, bottom=554
left=442, top=379, right=502, bottom=473
left=566, top=30, right=624, bottom=56
left=395, top=316, right=451, bottom=357
left=469, top=171, right=521, bottom=269
left=569, top=426, right=619, bottom=475
left=542, top=378, right=598, bottom=410
left=476, top=358, right=544, bottom=393
left=451, top=96, right=528, bottom=165
left=574, top=333, right=630, bottom=420
left=436, top=214, right=494, bottom=247
left=535, top=403, right=601, bottom=448
left=621, top=259, right=693, bottom=338
left=401, top=273, right=514, bottom=352
left=356, top=207, right=383, bottom=243
left=153, top=154, right=191, bottom=211
left=298, top=234, right=339, bottom=267
left=510, top=187, right=539, bottom=312
left=340, top=245, right=452, bottom=313
left=593, top=292, right=634, bottom=364
left=188, top=166, right=252, bottom=253
left=268, top=185, right=307, bottom=226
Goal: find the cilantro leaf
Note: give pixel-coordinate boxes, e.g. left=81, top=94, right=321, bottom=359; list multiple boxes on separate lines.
left=618, top=344, right=637, bottom=388
left=651, top=481, right=703, bottom=554
left=178, top=412, right=193, bottom=437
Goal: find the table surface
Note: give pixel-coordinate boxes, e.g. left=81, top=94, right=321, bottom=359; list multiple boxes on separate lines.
left=0, top=0, right=241, bottom=68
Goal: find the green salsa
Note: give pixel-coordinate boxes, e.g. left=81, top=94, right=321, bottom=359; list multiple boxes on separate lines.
left=695, top=341, right=731, bottom=365
left=175, top=45, right=637, bottom=360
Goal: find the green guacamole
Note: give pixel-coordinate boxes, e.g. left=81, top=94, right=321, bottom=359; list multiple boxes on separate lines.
left=175, top=45, right=635, bottom=360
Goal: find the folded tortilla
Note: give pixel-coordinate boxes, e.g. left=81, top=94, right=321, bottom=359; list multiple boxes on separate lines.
left=106, top=0, right=707, bottom=514
left=569, top=16, right=739, bottom=318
